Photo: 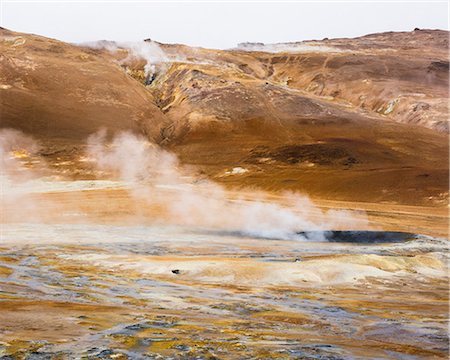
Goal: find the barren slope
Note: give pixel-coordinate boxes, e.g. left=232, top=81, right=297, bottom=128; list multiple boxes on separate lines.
left=0, top=28, right=448, bottom=206
left=152, top=29, right=449, bottom=132
left=0, top=28, right=167, bottom=141
left=239, top=30, right=449, bottom=132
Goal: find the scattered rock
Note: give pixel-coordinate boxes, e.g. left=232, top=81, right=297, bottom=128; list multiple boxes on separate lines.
left=173, top=344, right=191, bottom=351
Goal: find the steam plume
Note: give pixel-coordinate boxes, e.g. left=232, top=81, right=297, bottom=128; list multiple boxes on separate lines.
left=82, top=40, right=171, bottom=77
left=87, top=131, right=369, bottom=240
left=0, top=129, right=47, bottom=223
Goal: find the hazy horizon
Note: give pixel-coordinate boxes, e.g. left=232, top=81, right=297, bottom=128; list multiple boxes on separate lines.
left=1, top=1, right=448, bottom=49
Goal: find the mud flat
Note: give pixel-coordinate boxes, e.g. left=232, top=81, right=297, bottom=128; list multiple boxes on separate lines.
left=0, top=184, right=448, bottom=359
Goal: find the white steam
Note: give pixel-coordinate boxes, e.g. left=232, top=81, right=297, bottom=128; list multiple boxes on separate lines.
left=0, top=129, right=47, bottom=223
left=82, top=40, right=171, bottom=77
left=87, top=131, right=369, bottom=240
left=117, top=40, right=169, bottom=77
left=81, top=40, right=218, bottom=79
left=0, top=129, right=369, bottom=240
left=235, top=42, right=350, bottom=54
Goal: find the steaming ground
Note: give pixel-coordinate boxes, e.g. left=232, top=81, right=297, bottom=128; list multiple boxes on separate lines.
left=0, top=27, right=448, bottom=358
left=2, top=129, right=370, bottom=240
left=0, top=129, right=448, bottom=358
left=86, top=131, right=372, bottom=241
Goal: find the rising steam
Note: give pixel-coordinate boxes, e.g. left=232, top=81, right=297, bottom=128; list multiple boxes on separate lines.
left=235, top=41, right=350, bottom=53
left=87, top=131, right=369, bottom=240
left=81, top=40, right=215, bottom=80
left=0, top=129, right=47, bottom=223
left=0, top=129, right=369, bottom=240
left=82, top=40, right=172, bottom=77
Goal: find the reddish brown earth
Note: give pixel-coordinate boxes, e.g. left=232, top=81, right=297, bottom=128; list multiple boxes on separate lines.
left=1, top=27, right=448, bottom=207
left=0, top=28, right=167, bottom=140
left=0, top=27, right=449, bottom=360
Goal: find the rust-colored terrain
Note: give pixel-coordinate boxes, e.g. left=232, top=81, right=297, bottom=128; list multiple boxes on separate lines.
left=1, top=27, right=448, bottom=206
left=0, top=28, right=448, bottom=359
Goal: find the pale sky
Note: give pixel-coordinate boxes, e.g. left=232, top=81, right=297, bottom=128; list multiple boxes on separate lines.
left=1, top=1, right=448, bottom=49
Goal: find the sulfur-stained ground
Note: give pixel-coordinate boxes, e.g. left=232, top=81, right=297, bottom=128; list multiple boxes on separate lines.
left=0, top=210, right=448, bottom=359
